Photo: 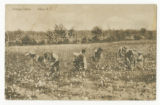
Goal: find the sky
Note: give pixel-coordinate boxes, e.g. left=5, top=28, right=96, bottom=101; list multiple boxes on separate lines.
left=5, top=4, right=157, bottom=31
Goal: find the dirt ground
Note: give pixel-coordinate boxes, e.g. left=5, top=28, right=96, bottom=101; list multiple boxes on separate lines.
left=5, top=40, right=156, bottom=100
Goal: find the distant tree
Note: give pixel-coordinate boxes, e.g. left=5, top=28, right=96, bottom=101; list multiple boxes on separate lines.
left=105, top=30, right=120, bottom=42
left=45, top=24, right=67, bottom=44
left=152, top=31, right=157, bottom=40
left=81, top=37, right=87, bottom=43
left=21, top=35, right=36, bottom=45
left=107, top=34, right=118, bottom=42
left=134, top=34, right=142, bottom=40
left=46, top=30, right=55, bottom=43
left=38, top=40, right=45, bottom=45
left=63, top=38, right=69, bottom=44
left=91, top=26, right=102, bottom=42
left=54, top=24, right=66, bottom=38
left=68, top=28, right=75, bottom=38
left=145, top=31, right=157, bottom=40
left=22, top=35, right=30, bottom=45
left=54, top=24, right=67, bottom=43
left=114, top=30, right=121, bottom=41
left=14, top=29, right=23, bottom=35
left=140, top=28, right=146, bottom=36
left=117, top=30, right=128, bottom=41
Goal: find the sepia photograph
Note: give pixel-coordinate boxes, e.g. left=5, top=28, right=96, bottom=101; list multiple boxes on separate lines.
left=5, top=4, right=157, bottom=100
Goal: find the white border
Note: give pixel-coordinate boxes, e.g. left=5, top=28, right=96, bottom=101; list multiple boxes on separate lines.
left=0, top=0, right=159, bottom=105
left=1, top=0, right=158, bottom=4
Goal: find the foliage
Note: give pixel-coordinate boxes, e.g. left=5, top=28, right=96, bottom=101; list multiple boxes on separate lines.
left=91, top=26, right=102, bottom=41
left=5, top=26, right=156, bottom=46
left=134, top=34, right=143, bottom=40
left=21, top=35, right=37, bottom=45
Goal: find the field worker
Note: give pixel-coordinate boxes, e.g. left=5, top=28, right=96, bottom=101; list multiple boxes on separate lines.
left=117, top=46, right=135, bottom=69
left=34, top=55, right=45, bottom=63
left=91, top=47, right=103, bottom=69
left=73, top=49, right=87, bottom=71
left=43, top=52, right=59, bottom=73
left=25, top=52, right=38, bottom=65
left=124, top=49, right=137, bottom=70
left=25, top=52, right=46, bottom=67
left=117, top=46, right=127, bottom=58
left=93, top=47, right=103, bottom=62
left=25, top=52, right=36, bottom=59
left=135, top=52, right=144, bottom=69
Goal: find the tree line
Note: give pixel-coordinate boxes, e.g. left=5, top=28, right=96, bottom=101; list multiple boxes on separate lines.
left=5, top=24, right=156, bottom=46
